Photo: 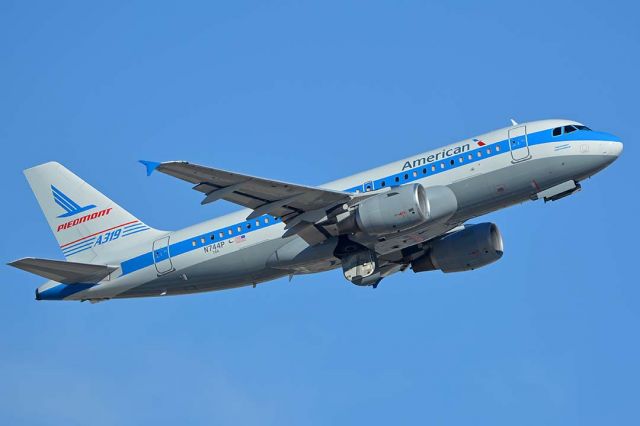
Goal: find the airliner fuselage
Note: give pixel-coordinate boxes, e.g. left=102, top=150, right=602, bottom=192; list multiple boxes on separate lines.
left=12, top=119, right=622, bottom=302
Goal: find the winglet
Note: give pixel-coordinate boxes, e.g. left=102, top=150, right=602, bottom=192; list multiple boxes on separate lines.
left=139, top=160, right=161, bottom=176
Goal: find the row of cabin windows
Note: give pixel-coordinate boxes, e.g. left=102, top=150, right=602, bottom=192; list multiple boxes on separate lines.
left=358, top=145, right=501, bottom=192
left=191, top=216, right=279, bottom=246
left=552, top=125, right=591, bottom=136
left=190, top=142, right=506, bottom=243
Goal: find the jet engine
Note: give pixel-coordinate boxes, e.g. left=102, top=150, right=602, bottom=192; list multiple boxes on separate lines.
left=340, top=184, right=458, bottom=236
left=412, top=223, right=504, bottom=273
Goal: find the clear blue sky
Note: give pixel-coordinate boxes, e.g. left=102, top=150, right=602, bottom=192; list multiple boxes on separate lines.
left=1, top=1, right=638, bottom=425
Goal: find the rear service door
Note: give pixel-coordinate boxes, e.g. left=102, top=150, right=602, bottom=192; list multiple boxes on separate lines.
left=153, top=236, right=174, bottom=275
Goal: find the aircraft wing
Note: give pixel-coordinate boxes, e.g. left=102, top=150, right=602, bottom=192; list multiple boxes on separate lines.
left=141, top=160, right=361, bottom=243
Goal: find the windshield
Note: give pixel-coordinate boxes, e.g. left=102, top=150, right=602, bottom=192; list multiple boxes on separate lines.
left=552, top=125, right=592, bottom=136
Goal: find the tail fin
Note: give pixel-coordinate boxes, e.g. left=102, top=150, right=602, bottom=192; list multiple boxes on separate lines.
left=24, top=162, right=162, bottom=263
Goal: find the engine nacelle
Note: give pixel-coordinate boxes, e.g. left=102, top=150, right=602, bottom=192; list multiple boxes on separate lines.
left=412, top=223, right=504, bottom=273
left=351, top=184, right=458, bottom=236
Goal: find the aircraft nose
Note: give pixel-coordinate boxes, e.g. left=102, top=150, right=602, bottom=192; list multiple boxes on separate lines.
left=608, top=140, right=623, bottom=158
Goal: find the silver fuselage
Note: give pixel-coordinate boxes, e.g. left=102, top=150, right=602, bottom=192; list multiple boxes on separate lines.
left=36, top=119, right=623, bottom=300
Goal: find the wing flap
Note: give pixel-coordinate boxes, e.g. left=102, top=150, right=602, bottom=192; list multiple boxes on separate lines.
left=8, top=257, right=117, bottom=284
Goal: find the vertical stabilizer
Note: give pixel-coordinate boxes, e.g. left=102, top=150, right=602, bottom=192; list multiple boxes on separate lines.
left=24, top=162, right=163, bottom=263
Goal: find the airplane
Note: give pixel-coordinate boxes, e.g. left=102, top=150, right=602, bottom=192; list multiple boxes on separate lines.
left=8, top=119, right=622, bottom=302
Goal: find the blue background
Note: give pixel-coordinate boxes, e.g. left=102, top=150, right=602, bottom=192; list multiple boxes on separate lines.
left=1, top=1, right=638, bottom=425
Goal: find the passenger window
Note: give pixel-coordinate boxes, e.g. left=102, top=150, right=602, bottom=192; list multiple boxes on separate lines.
left=395, top=176, right=400, bottom=183
left=486, top=148, right=491, bottom=154
left=553, top=127, right=562, bottom=136
left=495, top=145, right=500, bottom=151
left=192, top=241, right=196, bottom=247
left=381, top=181, right=386, bottom=187
left=228, top=229, right=233, bottom=235
left=264, top=218, right=269, bottom=224
left=468, top=153, right=473, bottom=160
left=458, top=157, right=464, bottom=163
left=210, top=235, right=215, bottom=240
left=219, top=231, right=224, bottom=238
left=255, top=220, right=260, bottom=227
left=477, top=151, right=482, bottom=157
left=440, top=163, right=445, bottom=169
left=201, top=238, right=205, bottom=244
left=431, top=165, right=436, bottom=171
left=422, top=168, right=427, bottom=174
left=246, top=223, right=251, bottom=229
left=449, top=159, right=454, bottom=165
left=404, top=174, right=409, bottom=180
left=412, top=171, right=417, bottom=177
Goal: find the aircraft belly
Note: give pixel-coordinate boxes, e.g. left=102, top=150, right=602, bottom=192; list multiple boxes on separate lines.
left=451, top=153, right=610, bottom=220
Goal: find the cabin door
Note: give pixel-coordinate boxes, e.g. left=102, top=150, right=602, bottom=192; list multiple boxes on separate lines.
left=153, top=236, right=174, bottom=275
left=508, top=126, right=531, bottom=162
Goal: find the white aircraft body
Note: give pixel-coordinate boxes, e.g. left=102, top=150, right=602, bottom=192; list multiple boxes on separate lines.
left=9, top=119, right=622, bottom=302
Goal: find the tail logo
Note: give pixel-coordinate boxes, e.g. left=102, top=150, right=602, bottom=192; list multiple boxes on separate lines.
left=51, top=185, right=96, bottom=218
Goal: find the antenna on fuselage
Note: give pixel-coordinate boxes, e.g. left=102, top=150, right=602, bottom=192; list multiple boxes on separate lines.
left=510, top=118, right=519, bottom=126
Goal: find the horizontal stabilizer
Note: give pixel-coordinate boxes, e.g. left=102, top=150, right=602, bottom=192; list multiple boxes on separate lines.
left=8, top=257, right=117, bottom=284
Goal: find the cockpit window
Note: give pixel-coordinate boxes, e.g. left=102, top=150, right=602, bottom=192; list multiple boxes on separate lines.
left=553, top=124, right=591, bottom=137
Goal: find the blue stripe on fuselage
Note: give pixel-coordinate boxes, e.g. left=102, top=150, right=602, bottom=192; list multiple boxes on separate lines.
left=46, top=127, right=617, bottom=299
left=37, top=283, right=95, bottom=300
left=119, top=129, right=616, bottom=277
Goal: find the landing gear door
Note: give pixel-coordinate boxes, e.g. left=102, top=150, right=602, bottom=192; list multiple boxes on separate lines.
left=153, top=236, right=174, bottom=275
left=508, top=126, right=531, bottom=162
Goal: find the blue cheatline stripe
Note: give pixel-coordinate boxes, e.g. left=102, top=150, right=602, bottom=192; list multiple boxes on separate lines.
left=124, top=222, right=141, bottom=229
left=122, top=228, right=150, bottom=237
left=47, top=127, right=618, bottom=299
left=64, top=245, right=93, bottom=257
left=123, top=224, right=148, bottom=233
left=38, top=283, right=95, bottom=300
left=62, top=240, right=94, bottom=252
left=62, top=239, right=94, bottom=251
left=123, top=227, right=149, bottom=235
left=62, top=241, right=95, bottom=255
left=61, top=238, right=96, bottom=251
left=63, top=240, right=96, bottom=254
left=118, top=128, right=619, bottom=278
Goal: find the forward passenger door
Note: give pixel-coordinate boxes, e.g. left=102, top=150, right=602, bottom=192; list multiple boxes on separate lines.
left=508, top=126, right=531, bottom=162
